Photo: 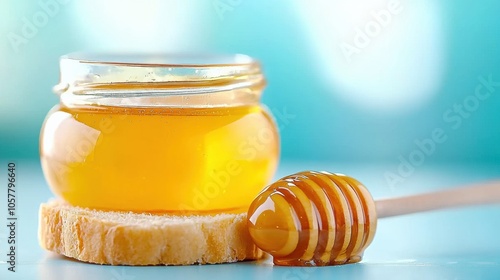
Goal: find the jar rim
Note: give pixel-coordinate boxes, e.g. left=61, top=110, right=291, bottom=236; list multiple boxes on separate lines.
left=55, top=52, right=265, bottom=108
left=62, top=52, right=259, bottom=68
left=55, top=52, right=264, bottom=93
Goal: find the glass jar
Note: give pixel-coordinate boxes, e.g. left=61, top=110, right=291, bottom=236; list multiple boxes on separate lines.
left=40, top=53, right=280, bottom=213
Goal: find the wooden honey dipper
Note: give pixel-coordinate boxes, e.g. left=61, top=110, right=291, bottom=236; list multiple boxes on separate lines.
left=247, top=171, right=500, bottom=266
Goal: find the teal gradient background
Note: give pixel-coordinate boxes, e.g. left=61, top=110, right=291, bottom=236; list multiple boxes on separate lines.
left=1, top=1, right=500, bottom=280
left=1, top=0, right=500, bottom=165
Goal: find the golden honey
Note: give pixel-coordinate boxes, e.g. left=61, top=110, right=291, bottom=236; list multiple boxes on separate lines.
left=40, top=53, right=279, bottom=214
left=247, top=171, right=377, bottom=266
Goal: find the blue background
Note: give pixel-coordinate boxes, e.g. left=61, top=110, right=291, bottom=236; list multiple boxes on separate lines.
left=1, top=1, right=500, bottom=279
left=1, top=0, right=499, bottom=164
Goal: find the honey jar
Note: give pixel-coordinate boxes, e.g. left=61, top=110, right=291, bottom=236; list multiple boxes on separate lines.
left=40, top=53, right=280, bottom=214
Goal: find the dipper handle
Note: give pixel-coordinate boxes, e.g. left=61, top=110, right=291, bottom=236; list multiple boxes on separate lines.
left=375, top=180, right=500, bottom=218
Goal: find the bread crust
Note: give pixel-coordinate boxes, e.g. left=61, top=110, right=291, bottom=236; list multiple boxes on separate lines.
left=38, top=200, right=262, bottom=265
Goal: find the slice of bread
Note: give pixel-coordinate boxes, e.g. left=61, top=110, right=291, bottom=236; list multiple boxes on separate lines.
left=38, top=199, right=263, bottom=265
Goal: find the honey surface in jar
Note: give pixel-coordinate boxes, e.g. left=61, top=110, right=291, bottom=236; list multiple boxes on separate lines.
left=40, top=104, right=279, bottom=213
left=247, top=171, right=377, bottom=266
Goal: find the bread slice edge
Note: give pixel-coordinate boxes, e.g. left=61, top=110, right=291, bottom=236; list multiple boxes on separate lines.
left=38, top=199, right=263, bottom=265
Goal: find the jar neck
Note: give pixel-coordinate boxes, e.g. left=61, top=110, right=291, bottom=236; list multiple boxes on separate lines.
left=59, top=81, right=265, bottom=108
left=55, top=53, right=266, bottom=108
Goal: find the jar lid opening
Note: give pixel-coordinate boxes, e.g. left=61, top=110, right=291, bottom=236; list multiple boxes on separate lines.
left=63, top=53, right=258, bottom=67
left=56, top=53, right=263, bottom=94
left=55, top=53, right=265, bottom=108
